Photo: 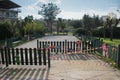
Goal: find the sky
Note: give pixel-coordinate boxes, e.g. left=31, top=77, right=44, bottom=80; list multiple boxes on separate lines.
left=12, top=0, right=120, bottom=19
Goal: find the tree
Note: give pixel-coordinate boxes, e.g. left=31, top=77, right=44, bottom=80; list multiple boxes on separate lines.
left=71, top=20, right=83, bottom=29
left=0, top=22, right=12, bottom=40
left=83, top=14, right=94, bottom=36
left=24, top=15, right=33, bottom=23
left=57, top=18, right=62, bottom=34
left=106, top=13, right=119, bottom=41
left=38, top=3, right=61, bottom=34
left=102, top=20, right=108, bottom=38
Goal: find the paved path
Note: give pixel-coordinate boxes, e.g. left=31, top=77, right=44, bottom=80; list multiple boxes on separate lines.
left=16, top=35, right=79, bottom=48
left=0, top=35, right=120, bottom=80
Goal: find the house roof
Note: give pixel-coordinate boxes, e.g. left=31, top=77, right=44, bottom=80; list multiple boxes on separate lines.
left=0, top=0, right=21, bottom=9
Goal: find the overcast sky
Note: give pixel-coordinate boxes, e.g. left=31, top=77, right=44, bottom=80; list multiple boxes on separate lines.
left=12, top=0, right=120, bottom=19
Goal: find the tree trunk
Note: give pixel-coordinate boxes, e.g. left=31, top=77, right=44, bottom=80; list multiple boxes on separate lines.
left=50, top=22, right=53, bottom=35
left=103, top=27, right=106, bottom=39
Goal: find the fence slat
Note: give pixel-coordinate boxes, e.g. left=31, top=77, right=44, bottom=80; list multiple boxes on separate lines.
left=38, top=49, right=42, bottom=65
left=118, top=45, right=120, bottom=67
left=16, top=48, right=20, bottom=65
left=20, top=48, right=24, bottom=65
left=34, top=48, right=37, bottom=65
left=48, top=49, right=50, bottom=68
left=25, top=48, right=28, bottom=65
left=0, top=48, right=5, bottom=64
left=8, top=48, right=11, bottom=64
left=12, top=48, right=15, bottom=65
left=5, top=47, right=8, bottom=67
left=29, top=48, right=33, bottom=65
left=43, top=48, right=46, bottom=65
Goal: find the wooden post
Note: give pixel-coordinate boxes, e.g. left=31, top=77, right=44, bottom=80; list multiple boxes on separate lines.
left=57, top=41, right=59, bottom=54
left=5, top=47, right=8, bottom=67
left=38, top=48, right=42, bottom=65
left=63, top=41, right=65, bottom=53
left=16, top=48, right=20, bottom=65
left=60, top=41, right=62, bottom=52
left=25, top=48, right=28, bottom=65
left=12, top=48, right=15, bottom=65
left=40, top=41, right=41, bottom=50
left=48, top=49, right=51, bottom=68
left=43, top=48, right=46, bottom=65
left=73, top=41, right=75, bottom=53
left=20, top=48, right=24, bottom=65
left=51, top=42, right=53, bottom=52
left=29, top=48, right=33, bottom=65
left=118, top=45, right=120, bottom=68
left=0, top=48, right=5, bottom=64
left=8, top=48, right=11, bottom=64
left=54, top=41, right=56, bottom=53
left=37, top=40, right=39, bottom=48
left=65, top=40, right=67, bottom=54
left=34, top=48, right=37, bottom=65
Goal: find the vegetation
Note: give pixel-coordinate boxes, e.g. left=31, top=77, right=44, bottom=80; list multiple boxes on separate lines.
left=0, top=15, right=46, bottom=43
left=102, top=38, right=120, bottom=46
left=38, top=3, right=61, bottom=34
left=73, top=13, right=120, bottom=40
left=56, top=18, right=66, bottom=34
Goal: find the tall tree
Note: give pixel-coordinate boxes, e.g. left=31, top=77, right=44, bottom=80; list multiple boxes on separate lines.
left=83, top=14, right=94, bottom=36
left=57, top=18, right=62, bottom=34
left=38, top=3, right=61, bottom=34
left=106, top=13, right=119, bottom=41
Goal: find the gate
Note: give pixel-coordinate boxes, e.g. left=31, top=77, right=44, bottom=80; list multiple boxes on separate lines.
left=0, top=47, right=51, bottom=68
left=37, top=40, right=95, bottom=54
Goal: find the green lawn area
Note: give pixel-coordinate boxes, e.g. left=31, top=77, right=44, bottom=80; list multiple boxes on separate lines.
left=102, top=38, right=120, bottom=46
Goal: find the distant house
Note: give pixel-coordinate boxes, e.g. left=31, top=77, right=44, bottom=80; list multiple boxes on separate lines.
left=0, top=0, right=21, bottom=19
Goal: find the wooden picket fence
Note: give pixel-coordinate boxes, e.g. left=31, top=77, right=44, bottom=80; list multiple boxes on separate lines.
left=0, top=47, right=51, bottom=68
left=37, top=40, right=96, bottom=54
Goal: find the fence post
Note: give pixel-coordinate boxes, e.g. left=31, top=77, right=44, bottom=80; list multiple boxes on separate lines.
left=25, top=48, right=28, bottom=65
left=34, top=48, right=37, bottom=65
left=16, top=48, right=20, bottom=65
left=118, top=45, right=120, bottom=68
left=8, top=48, right=11, bottom=64
left=65, top=40, right=67, bottom=54
left=43, top=48, right=46, bottom=65
left=38, top=48, right=42, bottom=65
left=0, top=48, right=5, bottom=64
left=48, top=49, right=51, bottom=68
left=29, top=48, right=33, bottom=65
left=20, top=48, right=24, bottom=65
left=12, top=48, right=15, bottom=65
left=5, top=47, right=9, bottom=67
left=37, top=40, right=39, bottom=48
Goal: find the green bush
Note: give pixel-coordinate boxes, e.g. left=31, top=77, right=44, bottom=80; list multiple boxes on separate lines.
left=74, top=28, right=87, bottom=36
left=0, top=23, right=12, bottom=40
left=93, top=27, right=120, bottom=39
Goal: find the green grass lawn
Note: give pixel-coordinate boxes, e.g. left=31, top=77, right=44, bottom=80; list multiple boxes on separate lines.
left=102, top=38, right=120, bottom=46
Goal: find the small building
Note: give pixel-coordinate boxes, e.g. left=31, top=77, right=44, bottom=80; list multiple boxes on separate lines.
left=0, top=0, right=21, bottom=19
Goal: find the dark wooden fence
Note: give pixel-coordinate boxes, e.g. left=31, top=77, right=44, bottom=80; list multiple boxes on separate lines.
left=0, top=48, right=51, bottom=68
left=90, top=38, right=120, bottom=68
